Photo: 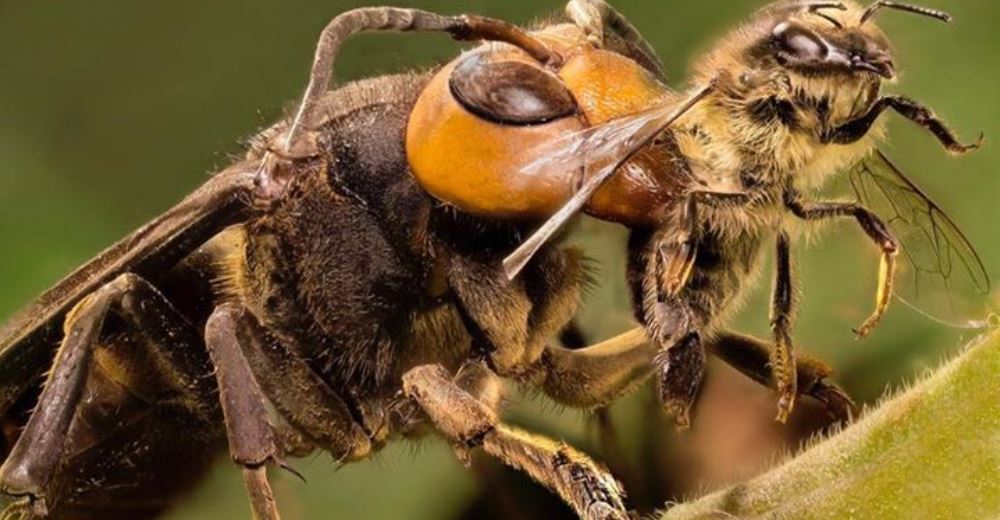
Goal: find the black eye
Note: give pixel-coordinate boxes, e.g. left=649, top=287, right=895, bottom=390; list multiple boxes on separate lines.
left=773, top=23, right=828, bottom=61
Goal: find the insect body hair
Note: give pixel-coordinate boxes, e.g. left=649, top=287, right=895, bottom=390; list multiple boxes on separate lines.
left=683, top=0, right=889, bottom=195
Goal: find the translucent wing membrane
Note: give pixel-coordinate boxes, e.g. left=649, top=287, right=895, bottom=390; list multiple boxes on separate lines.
left=850, top=150, right=993, bottom=328
left=519, top=102, right=674, bottom=179
left=503, top=84, right=714, bottom=279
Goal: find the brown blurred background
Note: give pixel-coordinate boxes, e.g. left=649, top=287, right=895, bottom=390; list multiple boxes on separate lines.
left=0, top=0, right=997, bottom=518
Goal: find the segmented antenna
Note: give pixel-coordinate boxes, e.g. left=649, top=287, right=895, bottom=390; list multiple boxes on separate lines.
left=860, top=1, right=953, bottom=25
left=807, top=2, right=848, bottom=28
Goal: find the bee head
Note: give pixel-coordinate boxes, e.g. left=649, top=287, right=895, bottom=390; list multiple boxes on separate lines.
left=750, top=1, right=951, bottom=81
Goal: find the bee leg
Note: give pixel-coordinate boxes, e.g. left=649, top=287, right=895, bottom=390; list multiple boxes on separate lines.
left=564, top=0, right=665, bottom=78
left=707, top=333, right=858, bottom=423
left=654, top=331, right=706, bottom=430
left=824, top=95, right=983, bottom=154
left=770, top=231, right=798, bottom=423
left=657, top=190, right=754, bottom=300
left=283, top=7, right=558, bottom=154
left=403, top=365, right=628, bottom=520
left=785, top=192, right=899, bottom=338
left=0, top=274, right=213, bottom=517
left=204, top=305, right=283, bottom=520
left=657, top=197, right=699, bottom=298
left=631, top=229, right=706, bottom=429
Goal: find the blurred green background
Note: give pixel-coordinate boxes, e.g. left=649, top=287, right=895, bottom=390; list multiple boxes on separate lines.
left=0, top=1, right=997, bottom=518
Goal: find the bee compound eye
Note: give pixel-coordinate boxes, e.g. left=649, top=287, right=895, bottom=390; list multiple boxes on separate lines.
left=773, top=23, right=828, bottom=62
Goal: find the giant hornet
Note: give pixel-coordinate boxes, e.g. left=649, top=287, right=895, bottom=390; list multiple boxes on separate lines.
left=0, top=1, right=988, bottom=519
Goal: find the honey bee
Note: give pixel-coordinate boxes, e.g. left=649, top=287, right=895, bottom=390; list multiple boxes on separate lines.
left=498, top=0, right=988, bottom=425
left=0, top=1, right=987, bottom=519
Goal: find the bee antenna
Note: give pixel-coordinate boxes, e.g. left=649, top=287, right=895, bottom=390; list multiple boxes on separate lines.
left=860, top=1, right=953, bottom=25
left=807, top=2, right=848, bottom=29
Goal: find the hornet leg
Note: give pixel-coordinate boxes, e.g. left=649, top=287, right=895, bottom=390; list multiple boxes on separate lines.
left=0, top=274, right=213, bottom=518
left=231, top=311, right=372, bottom=462
left=403, top=365, right=628, bottom=520
left=204, top=305, right=284, bottom=520
left=550, top=324, right=646, bottom=505
left=564, top=0, right=665, bottom=78
left=538, top=326, right=856, bottom=422
left=536, top=328, right=658, bottom=408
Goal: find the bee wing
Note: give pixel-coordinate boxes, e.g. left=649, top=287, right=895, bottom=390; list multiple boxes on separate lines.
left=850, top=149, right=993, bottom=327
left=0, top=165, right=255, bottom=409
left=503, top=83, right=714, bottom=279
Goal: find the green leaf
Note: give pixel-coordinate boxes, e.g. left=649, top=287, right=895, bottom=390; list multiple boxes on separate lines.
left=661, top=328, right=1000, bottom=520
